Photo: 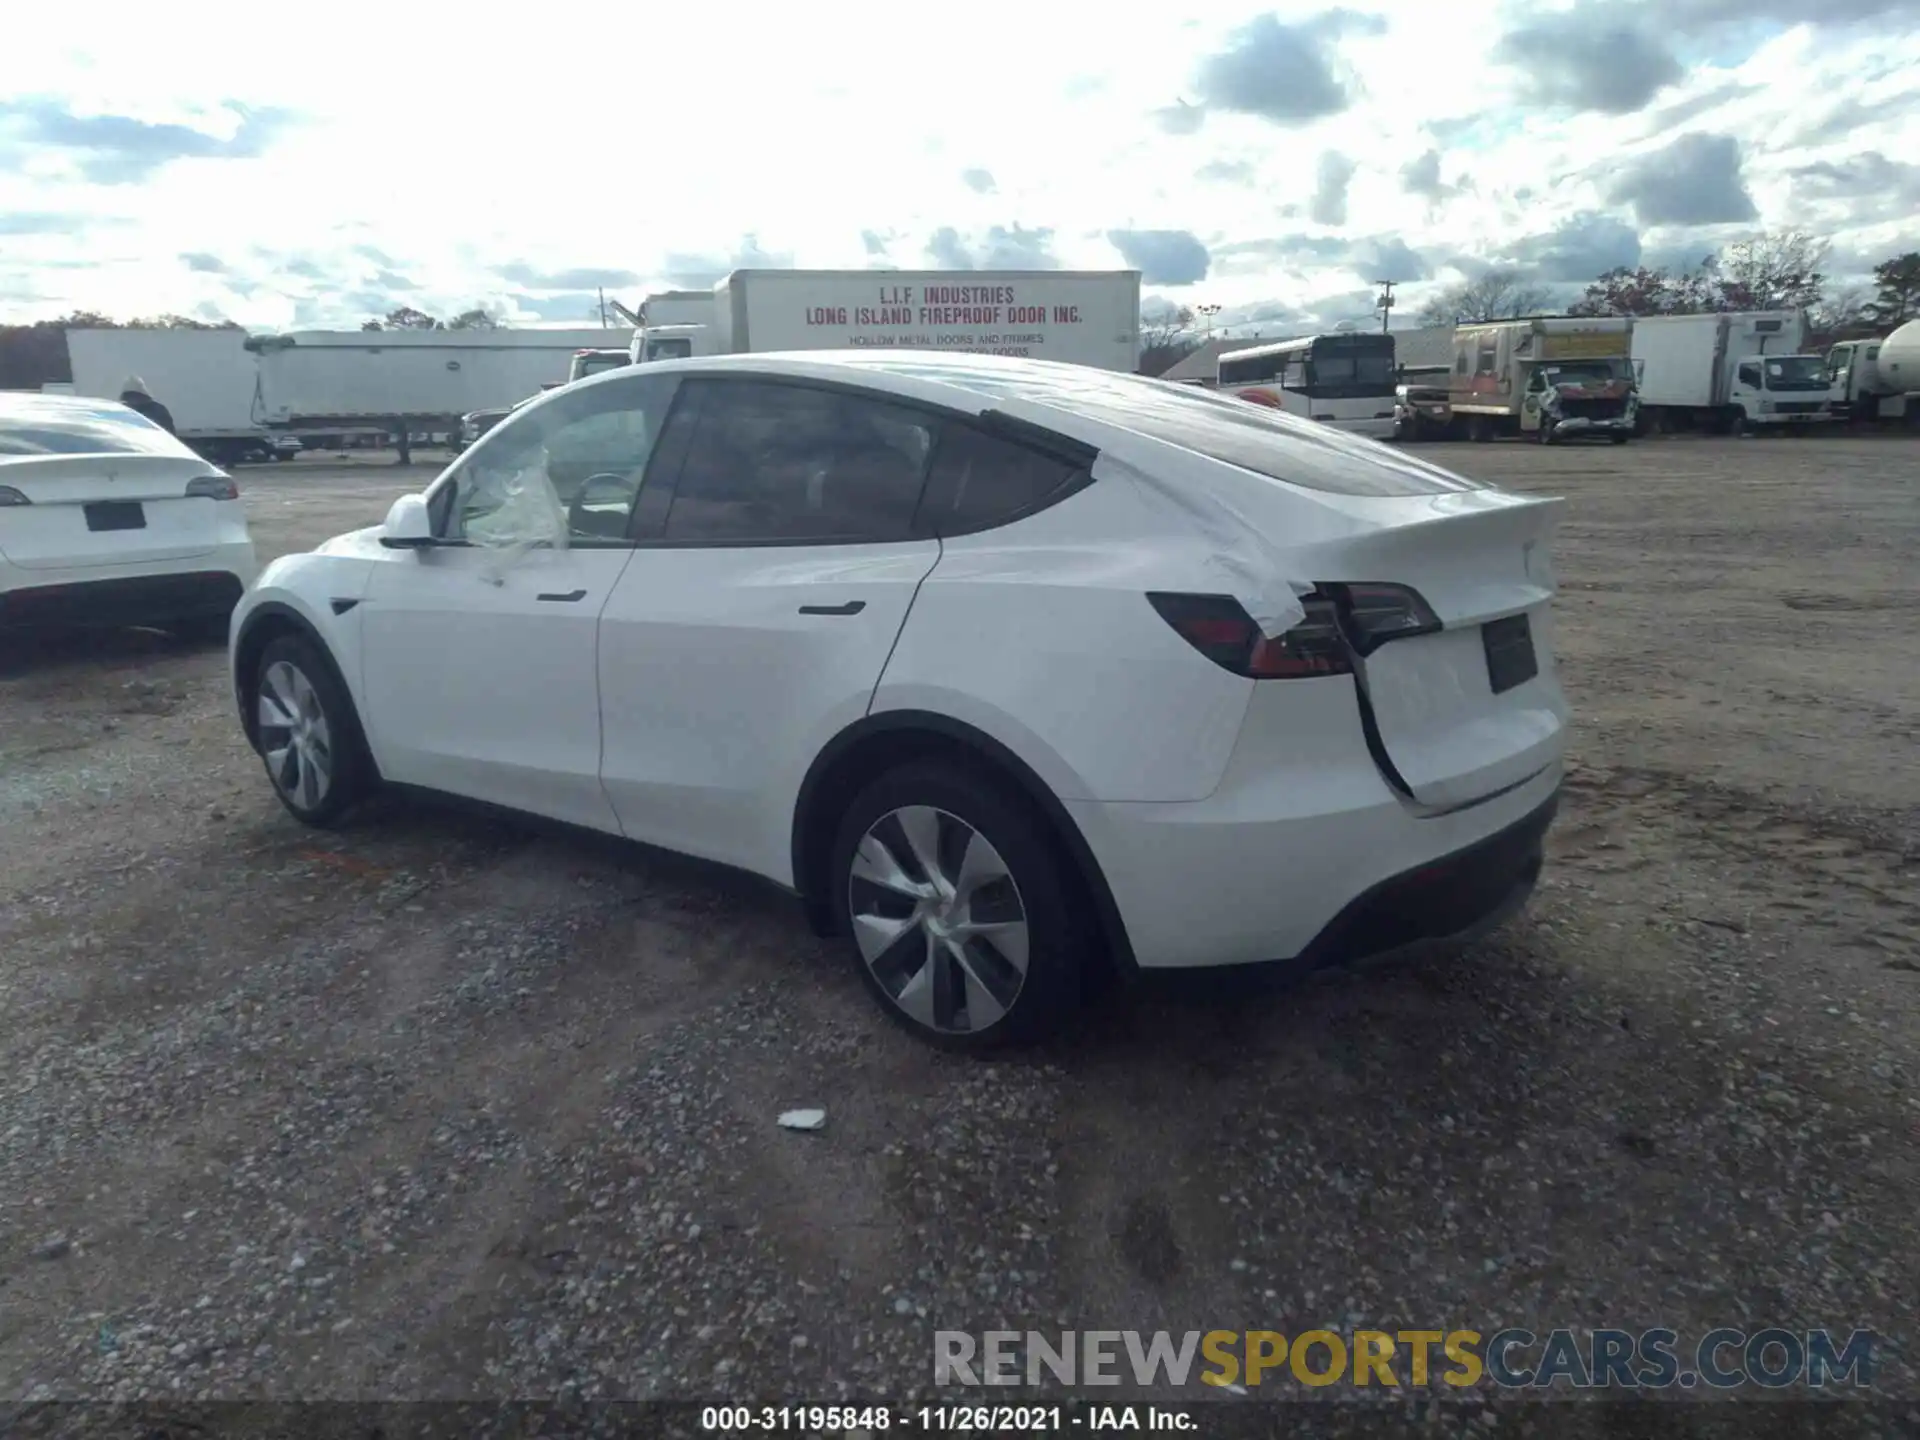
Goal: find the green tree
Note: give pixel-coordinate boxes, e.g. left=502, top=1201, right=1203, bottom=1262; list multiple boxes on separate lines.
left=1865, top=252, right=1920, bottom=327
left=382, top=306, right=442, bottom=330
left=447, top=307, right=501, bottom=330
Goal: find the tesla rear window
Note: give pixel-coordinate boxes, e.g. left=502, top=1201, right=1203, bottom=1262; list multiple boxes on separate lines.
left=878, top=362, right=1486, bottom=497
left=1078, top=380, right=1485, bottom=496
left=0, top=401, right=191, bottom=458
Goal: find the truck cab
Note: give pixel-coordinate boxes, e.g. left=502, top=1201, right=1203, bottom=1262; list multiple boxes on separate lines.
left=628, top=323, right=715, bottom=364
left=1519, top=356, right=1638, bottom=444
left=567, top=349, right=632, bottom=384
left=1726, top=353, right=1831, bottom=431
left=1826, top=340, right=1893, bottom=419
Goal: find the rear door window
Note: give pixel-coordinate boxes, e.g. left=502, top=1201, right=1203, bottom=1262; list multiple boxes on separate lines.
left=661, top=380, right=937, bottom=544
left=914, top=424, right=1085, bottom=536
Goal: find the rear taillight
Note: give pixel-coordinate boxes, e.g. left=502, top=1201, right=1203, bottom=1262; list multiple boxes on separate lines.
left=0, top=485, right=30, bottom=506
left=1147, top=592, right=1352, bottom=679
left=186, top=475, right=239, bottom=500
left=1332, top=583, right=1440, bottom=653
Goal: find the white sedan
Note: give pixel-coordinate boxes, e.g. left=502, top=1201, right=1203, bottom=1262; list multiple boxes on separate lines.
left=229, top=352, right=1567, bottom=1049
left=0, top=392, right=258, bottom=639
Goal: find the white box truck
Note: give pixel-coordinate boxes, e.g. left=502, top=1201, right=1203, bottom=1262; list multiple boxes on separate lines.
left=630, top=269, right=1142, bottom=372
left=65, top=327, right=288, bottom=465
left=246, top=328, right=632, bottom=461
left=1630, top=311, right=1830, bottom=435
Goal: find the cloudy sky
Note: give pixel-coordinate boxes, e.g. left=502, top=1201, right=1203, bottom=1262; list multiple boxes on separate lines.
left=3, top=0, right=1917, bottom=336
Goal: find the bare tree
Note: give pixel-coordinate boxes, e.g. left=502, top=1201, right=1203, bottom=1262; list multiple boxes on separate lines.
left=1715, top=230, right=1829, bottom=312
left=447, top=307, right=501, bottom=330
left=1138, top=304, right=1201, bottom=377
left=1417, top=268, right=1553, bottom=325
left=1809, top=286, right=1872, bottom=338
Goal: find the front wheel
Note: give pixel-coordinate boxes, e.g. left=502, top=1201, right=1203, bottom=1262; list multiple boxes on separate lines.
left=1728, top=411, right=1750, bottom=438
left=830, top=762, right=1088, bottom=1051
left=253, top=634, right=373, bottom=827
left=1609, top=432, right=1630, bottom=445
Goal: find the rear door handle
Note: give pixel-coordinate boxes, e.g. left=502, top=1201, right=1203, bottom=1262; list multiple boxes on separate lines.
left=537, top=589, right=588, bottom=603
left=799, top=601, right=865, bottom=616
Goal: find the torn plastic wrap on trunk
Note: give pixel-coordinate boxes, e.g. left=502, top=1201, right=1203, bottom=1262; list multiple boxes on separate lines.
left=464, top=455, right=569, bottom=581
left=1102, top=454, right=1311, bottom=638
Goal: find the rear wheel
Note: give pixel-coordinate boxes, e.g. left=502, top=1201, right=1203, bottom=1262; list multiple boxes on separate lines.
left=253, top=634, right=373, bottom=827
left=830, top=762, right=1087, bottom=1051
left=1609, top=432, right=1630, bottom=445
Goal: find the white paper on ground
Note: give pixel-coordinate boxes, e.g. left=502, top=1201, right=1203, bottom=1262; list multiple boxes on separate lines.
left=777, top=1108, right=827, bottom=1131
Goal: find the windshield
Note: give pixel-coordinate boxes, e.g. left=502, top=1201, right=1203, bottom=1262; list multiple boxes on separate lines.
left=643, top=338, right=694, bottom=361
left=1764, top=356, right=1827, bottom=391
left=579, top=354, right=626, bottom=376
left=1311, top=354, right=1396, bottom=388
left=1542, top=360, right=1626, bottom=387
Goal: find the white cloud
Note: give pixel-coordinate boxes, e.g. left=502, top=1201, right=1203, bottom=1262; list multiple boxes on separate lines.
left=2, top=0, right=1917, bottom=333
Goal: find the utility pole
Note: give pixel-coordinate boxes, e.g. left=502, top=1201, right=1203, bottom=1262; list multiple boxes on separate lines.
left=1374, top=280, right=1396, bottom=332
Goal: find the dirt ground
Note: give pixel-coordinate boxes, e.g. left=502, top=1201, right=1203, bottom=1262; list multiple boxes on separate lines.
left=1, top=436, right=1916, bottom=1416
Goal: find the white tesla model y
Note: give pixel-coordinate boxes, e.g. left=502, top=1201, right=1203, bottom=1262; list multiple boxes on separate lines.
left=229, top=352, right=1566, bottom=1048
left=1, top=392, right=257, bottom=639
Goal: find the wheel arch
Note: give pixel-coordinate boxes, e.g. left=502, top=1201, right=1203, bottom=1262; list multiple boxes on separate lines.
left=789, top=710, right=1137, bottom=974
left=232, top=599, right=365, bottom=761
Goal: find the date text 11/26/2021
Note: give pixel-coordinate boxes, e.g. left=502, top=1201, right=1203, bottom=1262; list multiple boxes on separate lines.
left=699, top=1404, right=1195, bottom=1431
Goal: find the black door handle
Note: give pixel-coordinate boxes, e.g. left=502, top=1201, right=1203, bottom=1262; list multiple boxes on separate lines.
left=799, top=601, right=866, bottom=616
left=537, top=589, right=588, bottom=603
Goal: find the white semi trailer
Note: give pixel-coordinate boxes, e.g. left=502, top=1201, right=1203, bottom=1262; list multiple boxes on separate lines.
left=65, top=328, right=287, bottom=465
left=246, top=328, right=632, bottom=462
left=628, top=269, right=1143, bottom=372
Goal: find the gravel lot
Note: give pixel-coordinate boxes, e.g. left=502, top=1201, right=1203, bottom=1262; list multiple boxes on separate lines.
left=2, top=437, right=1916, bottom=1415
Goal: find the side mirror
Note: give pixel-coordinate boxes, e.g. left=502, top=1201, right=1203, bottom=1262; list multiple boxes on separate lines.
left=379, top=493, right=436, bottom=549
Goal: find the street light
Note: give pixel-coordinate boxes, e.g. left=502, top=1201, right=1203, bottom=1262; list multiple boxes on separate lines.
left=1195, top=303, right=1222, bottom=336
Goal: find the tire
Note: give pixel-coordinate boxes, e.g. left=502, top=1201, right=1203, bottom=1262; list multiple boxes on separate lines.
left=828, top=761, right=1089, bottom=1051
left=252, top=634, right=374, bottom=827
left=1728, top=411, right=1750, bottom=438
left=1609, top=432, right=1630, bottom=445
left=1537, top=414, right=1555, bottom=445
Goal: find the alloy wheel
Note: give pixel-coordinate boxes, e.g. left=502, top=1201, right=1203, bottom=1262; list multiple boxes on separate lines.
left=847, top=805, right=1031, bottom=1035
left=258, top=659, right=334, bottom=812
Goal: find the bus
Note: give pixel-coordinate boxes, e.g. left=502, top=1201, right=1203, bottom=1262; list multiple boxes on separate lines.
left=1215, top=332, right=1399, bottom=439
